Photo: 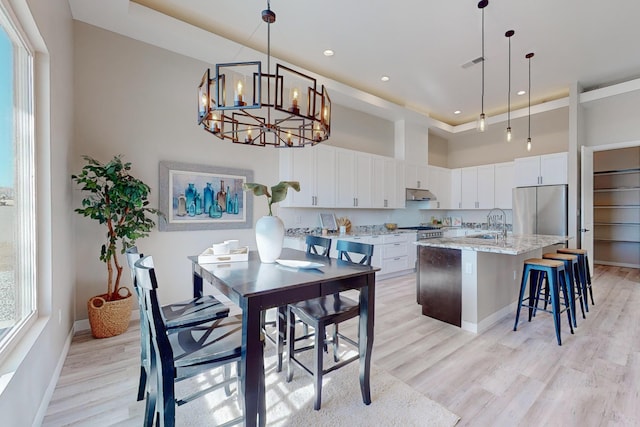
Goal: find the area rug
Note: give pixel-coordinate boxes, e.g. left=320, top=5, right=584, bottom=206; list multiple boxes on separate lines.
left=174, top=348, right=460, bottom=426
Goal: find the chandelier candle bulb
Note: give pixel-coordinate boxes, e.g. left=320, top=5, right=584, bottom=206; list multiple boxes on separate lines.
left=246, top=127, right=253, bottom=143
left=290, top=88, right=300, bottom=114
left=235, top=80, right=245, bottom=106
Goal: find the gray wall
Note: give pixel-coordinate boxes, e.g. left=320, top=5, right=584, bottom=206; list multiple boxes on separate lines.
left=0, top=0, right=76, bottom=425
left=583, top=90, right=640, bottom=146
left=447, top=107, right=570, bottom=168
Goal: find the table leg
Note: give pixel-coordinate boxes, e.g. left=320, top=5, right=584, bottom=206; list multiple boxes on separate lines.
left=241, top=299, right=266, bottom=427
left=276, top=306, right=286, bottom=373
left=192, top=267, right=203, bottom=298
left=358, top=273, right=375, bottom=406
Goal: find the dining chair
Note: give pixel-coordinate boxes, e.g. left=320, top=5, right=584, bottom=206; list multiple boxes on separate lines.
left=133, top=255, right=265, bottom=427
left=286, top=239, right=373, bottom=410
left=262, top=235, right=332, bottom=372
left=125, top=247, right=230, bottom=403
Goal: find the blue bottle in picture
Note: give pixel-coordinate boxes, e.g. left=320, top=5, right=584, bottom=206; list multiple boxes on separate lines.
left=203, top=183, right=213, bottom=215
left=233, top=193, right=239, bottom=214
left=226, top=186, right=232, bottom=213
left=195, top=192, right=202, bottom=215
left=209, top=201, right=222, bottom=218
left=185, top=183, right=196, bottom=212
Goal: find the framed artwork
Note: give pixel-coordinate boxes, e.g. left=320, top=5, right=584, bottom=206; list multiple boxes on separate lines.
left=158, top=161, right=253, bottom=231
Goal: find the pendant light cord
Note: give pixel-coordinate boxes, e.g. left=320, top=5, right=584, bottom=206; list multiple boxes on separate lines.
left=527, top=56, right=531, bottom=139
left=266, top=1, right=272, bottom=127
left=507, top=35, right=511, bottom=126
left=481, top=6, right=485, bottom=115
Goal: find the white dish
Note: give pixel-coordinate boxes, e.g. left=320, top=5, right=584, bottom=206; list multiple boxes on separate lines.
left=275, top=259, right=325, bottom=269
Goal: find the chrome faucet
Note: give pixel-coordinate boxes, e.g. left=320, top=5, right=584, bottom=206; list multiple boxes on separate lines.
left=487, top=208, right=508, bottom=240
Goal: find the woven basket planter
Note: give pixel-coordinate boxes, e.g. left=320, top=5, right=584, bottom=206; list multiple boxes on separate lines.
left=87, top=287, right=133, bottom=338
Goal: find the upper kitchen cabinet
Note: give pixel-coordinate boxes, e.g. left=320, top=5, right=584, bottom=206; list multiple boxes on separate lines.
left=405, top=162, right=430, bottom=189
left=427, top=165, right=451, bottom=209
left=372, top=156, right=400, bottom=209
left=450, top=168, right=462, bottom=209
left=336, top=148, right=372, bottom=208
left=279, top=145, right=336, bottom=207
left=514, top=152, right=568, bottom=187
left=494, top=161, right=514, bottom=209
left=460, top=165, right=495, bottom=209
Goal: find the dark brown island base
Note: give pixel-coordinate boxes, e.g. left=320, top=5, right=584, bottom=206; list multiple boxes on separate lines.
left=416, top=234, right=570, bottom=333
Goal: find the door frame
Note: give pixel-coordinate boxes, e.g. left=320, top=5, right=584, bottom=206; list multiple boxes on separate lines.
left=581, top=139, right=640, bottom=274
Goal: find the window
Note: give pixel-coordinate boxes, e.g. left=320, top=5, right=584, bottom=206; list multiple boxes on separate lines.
left=0, top=1, right=36, bottom=359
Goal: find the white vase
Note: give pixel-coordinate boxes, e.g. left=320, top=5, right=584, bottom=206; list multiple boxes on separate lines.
left=255, top=215, right=285, bottom=263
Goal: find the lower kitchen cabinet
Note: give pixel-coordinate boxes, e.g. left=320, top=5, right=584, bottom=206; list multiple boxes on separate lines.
left=286, top=233, right=417, bottom=277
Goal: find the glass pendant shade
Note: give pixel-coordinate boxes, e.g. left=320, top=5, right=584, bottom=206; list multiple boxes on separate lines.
left=477, top=113, right=487, bottom=132
left=505, top=29, right=514, bottom=142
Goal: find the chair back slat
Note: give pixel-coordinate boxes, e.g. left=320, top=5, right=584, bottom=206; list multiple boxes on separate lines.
left=133, top=256, right=175, bottom=380
left=305, top=235, right=332, bottom=257
left=336, top=240, right=374, bottom=266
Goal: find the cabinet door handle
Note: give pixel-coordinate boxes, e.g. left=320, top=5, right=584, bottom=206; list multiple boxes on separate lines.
left=417, top=180, right=421, bottom=188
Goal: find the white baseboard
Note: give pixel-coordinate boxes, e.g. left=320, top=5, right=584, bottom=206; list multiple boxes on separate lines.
left=594, top=260, right=640, bottom=269
left=74, top=309, right=140, bottom=333
left=33, top=325, right=74, bottom=427
left=461, top=301, right=518, bottom=334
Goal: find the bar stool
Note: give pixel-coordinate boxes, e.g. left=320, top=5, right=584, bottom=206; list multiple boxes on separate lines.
left=514, top=258, right=574, bottom=345
left=557, top=248, right=594, bottom=310
left=542, top=253, right=586, bottom=326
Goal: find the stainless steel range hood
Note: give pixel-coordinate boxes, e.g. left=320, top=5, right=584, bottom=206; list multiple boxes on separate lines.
left=406, top=188, right=437, bottom=201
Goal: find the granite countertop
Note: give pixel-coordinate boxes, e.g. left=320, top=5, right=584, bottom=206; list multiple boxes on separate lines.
left=414, top=233, right=571, bottom=255
left=285, top=229, right=417, bottom=240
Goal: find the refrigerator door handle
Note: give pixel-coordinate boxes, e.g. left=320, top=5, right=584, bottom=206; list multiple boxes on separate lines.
left=579, top=228, right=590, bottom=232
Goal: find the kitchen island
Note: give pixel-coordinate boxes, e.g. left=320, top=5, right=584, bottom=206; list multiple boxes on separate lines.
left=415, top=234, right=570, bottom=333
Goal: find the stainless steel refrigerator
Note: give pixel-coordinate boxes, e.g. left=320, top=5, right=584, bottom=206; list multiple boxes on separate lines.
left=512, top=184, right=568, bottom=235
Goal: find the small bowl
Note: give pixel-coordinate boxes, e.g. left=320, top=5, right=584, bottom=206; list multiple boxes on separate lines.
left=384, top=223, right=398, bottom=231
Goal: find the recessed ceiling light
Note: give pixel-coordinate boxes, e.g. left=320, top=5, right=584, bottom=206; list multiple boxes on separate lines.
left=454, top=110, right=461, bottom=115
left=380, top=76, right=390, bottom=82
left=323, top=49, right=334, bottom=57
left=517, top=90, right=526, bottom=95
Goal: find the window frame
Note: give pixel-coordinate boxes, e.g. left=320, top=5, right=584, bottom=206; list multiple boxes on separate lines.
left=0, top=0, right=37, bottom=364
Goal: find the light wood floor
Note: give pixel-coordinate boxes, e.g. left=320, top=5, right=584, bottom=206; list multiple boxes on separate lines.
left=43, top=265, right=640, bottom=426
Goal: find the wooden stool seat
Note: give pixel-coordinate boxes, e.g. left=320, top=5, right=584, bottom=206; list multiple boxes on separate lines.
left=557, top=248, right=587, bottom=255
left=514, top=258, right=574, bottom=345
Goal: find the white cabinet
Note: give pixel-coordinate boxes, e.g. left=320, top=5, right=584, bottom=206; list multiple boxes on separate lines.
left=279, top=145, right=335, bottom=207
left=450, top=168, right=462, bottom=209
left=395, top=160, right=406, bottom=208
left=514, top=152, right=568, bottom=187
left=405, top=162, right=429, bottom=189
left=384, top=158, right=399, bottom=208
left=427, top=166, right=451, bottom=209
left=494, top=161, right=514, bottom=209
left=330, top=233, right=416, bottom=277
left=460, top=165, right=494, bottom=209
left=336, top=149, right=372, bottom=208
left=371, top=156, right=399, bottom=209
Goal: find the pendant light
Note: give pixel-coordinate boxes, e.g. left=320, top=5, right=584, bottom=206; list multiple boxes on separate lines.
left=525, top=52, right=534, bottom=151
left=505, top=30, right=514, bottom=142
left=477, top=0, right=488, bottom=132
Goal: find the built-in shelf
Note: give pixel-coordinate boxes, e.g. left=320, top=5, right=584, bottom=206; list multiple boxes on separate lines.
left=593, top=159, right=639, bottom=268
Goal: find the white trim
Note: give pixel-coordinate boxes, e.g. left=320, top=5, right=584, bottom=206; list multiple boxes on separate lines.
left=579, top=77, right=640, bottom=104
left=461, top=302, right=518, bottom=334
left=589, top=140, right=640, bottom=152
left=32, top=326, right=74, bottom=427
left=594, top=261, right=640, bottom=269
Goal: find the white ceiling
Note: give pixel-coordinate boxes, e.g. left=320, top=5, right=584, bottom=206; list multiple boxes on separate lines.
left=79, top=0, right=640, bottom=127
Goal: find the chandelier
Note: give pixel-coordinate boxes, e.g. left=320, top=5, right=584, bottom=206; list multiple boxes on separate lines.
left=197, top=2, right=331, bottom=147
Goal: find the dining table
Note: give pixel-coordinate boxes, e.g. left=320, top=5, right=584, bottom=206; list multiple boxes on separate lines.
left=189, top=247, right=379, bottom=427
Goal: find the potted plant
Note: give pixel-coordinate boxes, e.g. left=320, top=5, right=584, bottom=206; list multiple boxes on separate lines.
left=243, top=181, right=299, bottom=263
left=72, top=155, right=160, bottom=338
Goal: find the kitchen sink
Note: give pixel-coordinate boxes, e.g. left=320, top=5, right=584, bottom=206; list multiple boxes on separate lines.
left=469, top=234, right=499, bottom=240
